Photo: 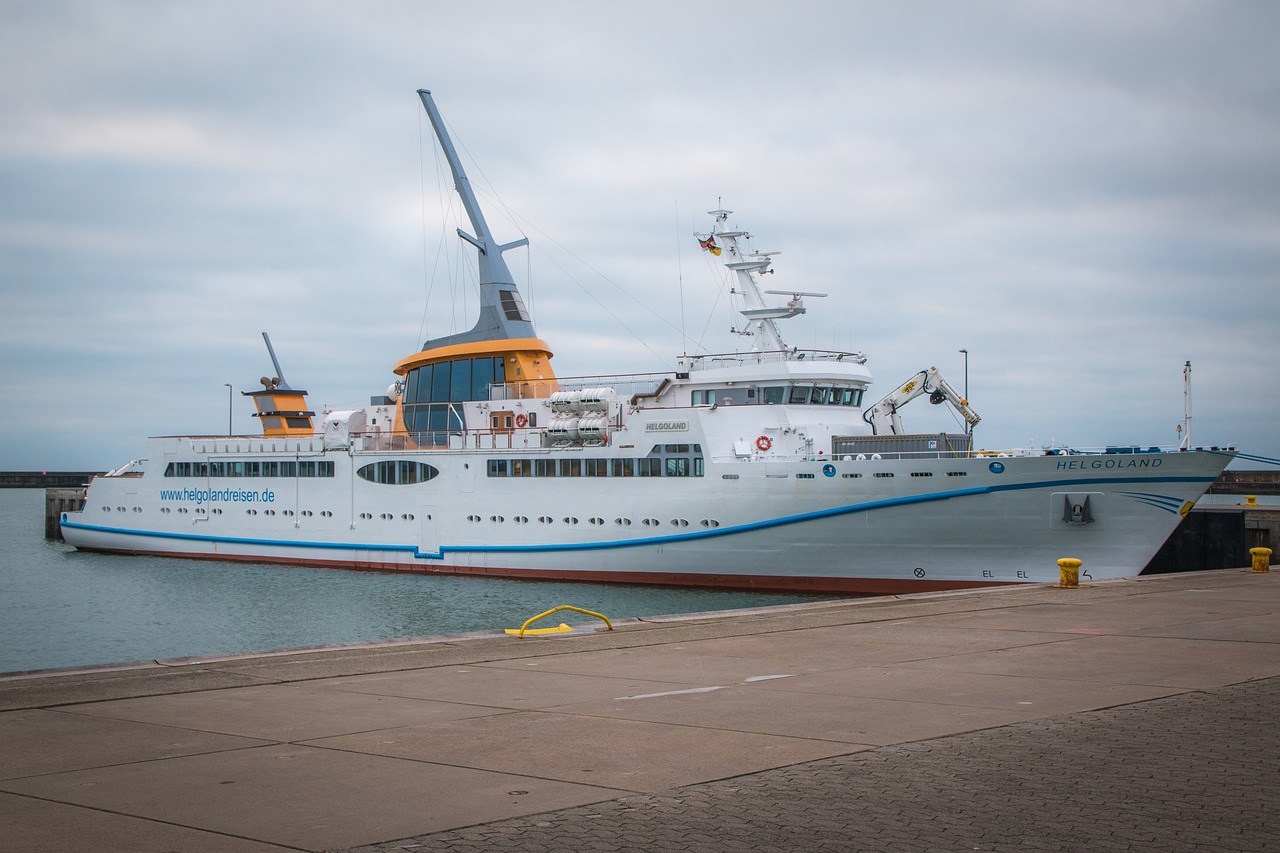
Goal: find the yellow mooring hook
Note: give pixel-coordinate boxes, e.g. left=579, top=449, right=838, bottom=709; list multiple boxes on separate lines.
left=506, top=605, right=614, bottom=638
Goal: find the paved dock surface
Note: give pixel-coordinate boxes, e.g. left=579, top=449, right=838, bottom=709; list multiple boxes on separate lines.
left=1, top=568, right=1277, bottom=852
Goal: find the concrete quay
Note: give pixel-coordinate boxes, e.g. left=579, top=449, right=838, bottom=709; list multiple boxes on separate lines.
left=2, top=568, right=1277, bottom=852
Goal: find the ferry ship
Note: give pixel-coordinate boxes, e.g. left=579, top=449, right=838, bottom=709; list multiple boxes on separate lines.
left=60, top=89, right=1234, bottom=593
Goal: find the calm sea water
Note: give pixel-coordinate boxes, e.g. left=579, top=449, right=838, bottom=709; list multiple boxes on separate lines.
left=1, top=489, right=837, bottom=674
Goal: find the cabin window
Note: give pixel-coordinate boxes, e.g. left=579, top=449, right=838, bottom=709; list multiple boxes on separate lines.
left=789, top=386, right=811, bottom=405
left=534, top=459, right=557, bottom=477
left=763, top=386, right=785, bottom=404
left=356, top=461, right=439, bottom=485
left=585, top=459, right=608, bottom=477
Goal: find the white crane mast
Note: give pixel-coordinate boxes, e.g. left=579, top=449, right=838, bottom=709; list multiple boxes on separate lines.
left=697, top=209, right=824, bottom=353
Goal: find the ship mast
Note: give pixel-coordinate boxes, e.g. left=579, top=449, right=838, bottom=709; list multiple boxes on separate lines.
left=699, top=208, right=823, bottom=353
left=416, top=89, right=537, bottom=349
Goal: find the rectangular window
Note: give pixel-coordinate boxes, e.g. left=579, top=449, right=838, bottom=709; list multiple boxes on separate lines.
left=471, top=357, right=495, bottom=402
left=789, top=386, right=811, bottom=405
left=610, top=458, right=634, bottom=477
left=193, top=462, right=209, bottom=477
left=585, top=458, right=608, bottom=477
left=488, top=459, right=508, bottom=477
left=318, top=461, right=334, bottom=478
left=638, top=458, right=662, bottom=477
left=534, top=459, right=557, bottom=477
left=227, top=461, right=245, bottom=477
left=208, top=461, right=225, bottom=477
left=298, top=461, right=317, bottom=477
left=449, top=358, right=472, bottom=402
left=763, top=386, right=785, bottom=404
left=694, top=458, right=704, bottom=477
left=279, top=461, right=295, bottom=478
left=512, top=459, right=532, bottom=477
left=404, top=365, right=423, bottom=404
left=431, top=361, right=451, bottom=403
left=244, top=461, right=260, bottom=477
left=558, top=458, right=582, bottom=477
left=666, top=458, right=689, bottom=477
left=811, top=387, right=830, bottom=405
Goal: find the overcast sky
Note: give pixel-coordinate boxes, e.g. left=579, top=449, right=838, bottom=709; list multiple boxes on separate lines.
left=2, top=0, right=1277, bottom=471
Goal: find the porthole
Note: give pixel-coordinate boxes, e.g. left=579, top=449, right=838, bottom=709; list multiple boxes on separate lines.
left=402, top=513, right=415, bottom=521
left=265, top=509, right=276, bottom=516
left=842, top=473, right=862, bottom=479
left=670, top=518, right=689, bottom=527
left=514, top=515, right=528, bottom=524
left=722, top=473, right=740, bottom=480
left=563, top=516, right=579, bottom=525
left=283, top=510, right=294, bottom=516
left=133, top=507, right=142, bottom=513
left=381, top=512, right=394, bottom=520
left=116, top=506, right=126, bottom=512
left=212, top=508, right=222, bottom=515
left=101, top=506, right=110, bottom=512
left=468, top=514, right=482, bottom=523
left=699, top=519, right=720, bottom=528
left=246, top=509, right=257, bottom=516
left=642, top=518, right=659, bottom=526
left=490, top=515, right=505, bottom=523
left=301, top=510, right=313, bottom=517
left=615, top=517, right=632, bottom=526
left=161, top=507, right=171, bottom=514
left=946, top=471, right=968, bottom=477
left=321, top=510, right=333, bottom=517
left=796, top=473, right=815, bottom=479
left=538, top=515, right=553, bottom=524
left=874, top=472, right=895, bottom=478
left=177, top=507, right=188, bottom=514
left=359, top=512, right=373, bottom=520
left=195, top=508, right=206, bottom=515
left=589, top=517, right=604, bottom=525
left=910, top=472, right=933, bottom=478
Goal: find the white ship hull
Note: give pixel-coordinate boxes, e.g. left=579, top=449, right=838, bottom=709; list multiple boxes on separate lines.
left=61, top=434, right=1226, bottom=594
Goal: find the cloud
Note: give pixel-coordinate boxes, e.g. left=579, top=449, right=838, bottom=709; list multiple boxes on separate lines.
left=1, top=0, right=1278, bottom=470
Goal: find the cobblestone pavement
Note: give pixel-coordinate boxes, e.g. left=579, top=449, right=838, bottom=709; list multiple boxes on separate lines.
left=342, top=677, right=1280, bottom=853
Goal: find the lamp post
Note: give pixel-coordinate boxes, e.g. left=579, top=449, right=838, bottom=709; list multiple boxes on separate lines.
left=224, top=383, right=233, bottom=436
left=958, top=349, right=970, bottom=434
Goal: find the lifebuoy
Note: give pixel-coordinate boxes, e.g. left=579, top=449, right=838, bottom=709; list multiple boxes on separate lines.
left=515, top=413, right=528, bottom=428
left=755, top=435, right=772, bottom=452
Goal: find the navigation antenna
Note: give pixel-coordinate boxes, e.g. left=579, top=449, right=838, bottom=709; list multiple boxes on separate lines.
left=1179, top=360, right=1193, bottom=450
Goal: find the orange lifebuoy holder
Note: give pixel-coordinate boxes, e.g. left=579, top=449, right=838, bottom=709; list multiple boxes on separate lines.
left=755, top=435, right=772, bottom=452
left=515, top=413, right=528, bottom=428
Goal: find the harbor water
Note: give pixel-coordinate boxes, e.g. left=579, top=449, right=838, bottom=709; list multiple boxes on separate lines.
left=1, top=489, right=837, bottom=674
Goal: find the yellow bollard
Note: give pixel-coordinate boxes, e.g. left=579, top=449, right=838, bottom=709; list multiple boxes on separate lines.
left=1244, top=495, right=1258, bottom=507
left=1057, top=558, right=1082, bottom=588
left=1251, top=547, right=1271, bottom=573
